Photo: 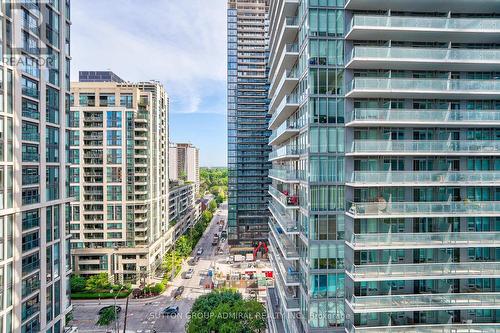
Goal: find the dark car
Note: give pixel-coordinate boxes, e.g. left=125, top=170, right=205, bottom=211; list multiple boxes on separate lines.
left=173, top=286, right=185, bottom=299
left=162, top=305, right=179, bottom=316
left=98, top=305, right=121, bottom=315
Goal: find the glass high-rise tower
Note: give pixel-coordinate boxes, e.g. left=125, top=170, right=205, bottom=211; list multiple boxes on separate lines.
left=0, top=1, right=73, bottom=332
left=266, top=0, right=500, bottom=332
left=227, top=0, right=272, bottom=247
left=267, top=0, right=346, bottom=332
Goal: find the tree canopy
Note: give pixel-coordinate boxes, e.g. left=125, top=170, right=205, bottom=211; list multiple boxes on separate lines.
left=186, top=289, right=266, bottom=333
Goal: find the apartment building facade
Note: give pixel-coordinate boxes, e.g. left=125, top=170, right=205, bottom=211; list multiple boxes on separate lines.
left=266, top=0, right=500, bottom=332
left=227, top=0, right=272, bottom=247
left=0, top=1, right=74, bottom=332
left=343, top=0, right=500, bottom=331
left=68, top=73, right=170, bottom=285
left=169, top=143, right=200, bottom=194
left=266, top=0, right=346, bottom=332
left=168, top=181, right=199, bottom=240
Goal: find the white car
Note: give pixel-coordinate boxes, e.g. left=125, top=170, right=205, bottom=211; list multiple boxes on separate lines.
left=196, top=248, right=204, bottom=256
left=184, top=268, right=194, bottom=279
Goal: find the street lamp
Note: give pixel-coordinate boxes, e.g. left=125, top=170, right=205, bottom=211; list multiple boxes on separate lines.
left=113, top=285, right=124, bottom=333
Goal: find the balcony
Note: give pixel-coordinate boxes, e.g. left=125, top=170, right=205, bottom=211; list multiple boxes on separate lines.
left=350, top=324, right=500, bottom=333
left=268, top=185, right=299, bottom=209
left=269, top=145, right=301, bottom=161
left=269, top=224, right=299, bottom=261
left=346, top=15, right=500, bottom=43
left=348, top=140, right=500, bottom=156
left=347, top=171, right=500, bottom=187
left=269, top=168, right=301, bottom=183
left=269, top=119, right=299, bottom=146
left=347, top=201, right=500, bottom=218
left=274, top=268, right=300, bottom=312
left=270, top=16, right=299, bottom=68
left=347, top=262, right=500, bottom=282
left=347, top=77, right=500, bottom=99
left=347, top=231, right=500, bottom=250
left=345, top=0, right=500, bottom=13
left=270, top=43, right=299, bottom=92
left=347, top=108, right=500, bottom=127
left=266, top=288, right=285, bottom=333
left=269, top=70, right=299, bottom=114
left=347, top=46, right=500, bottom=71
left=347, top=292, right=500, bottom=314
left=269, top=94, right=299, bottom=129
left=269, top=203, right=299, bottom=234
left=268, top=243, right=300, bottom=286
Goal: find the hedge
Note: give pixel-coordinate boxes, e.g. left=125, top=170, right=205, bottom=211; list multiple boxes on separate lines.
left=70, top=290, right=131, bottom=300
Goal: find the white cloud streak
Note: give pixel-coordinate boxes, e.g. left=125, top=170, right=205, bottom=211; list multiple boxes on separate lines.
left=71, top=0, right=227, bottom=114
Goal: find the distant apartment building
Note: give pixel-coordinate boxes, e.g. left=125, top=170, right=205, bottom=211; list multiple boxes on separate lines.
left=68, top=72, right=170, bottom=285
left=168, top=181, right=199, bottom=240
left=169, top=143, right=200, bottom=194
left=0, top=1, right=74, bottom=332
left=227, top=0, right=272, bottom=247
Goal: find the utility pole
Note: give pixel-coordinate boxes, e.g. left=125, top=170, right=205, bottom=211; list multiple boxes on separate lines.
left=122, top=294, right=130, bottom=333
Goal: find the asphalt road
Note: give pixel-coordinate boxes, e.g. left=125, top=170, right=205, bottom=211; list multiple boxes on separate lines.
left=71, top=203, right=228, bottom=333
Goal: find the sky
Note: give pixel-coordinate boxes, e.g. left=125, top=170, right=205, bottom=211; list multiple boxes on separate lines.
left=72, top=0, right=228, bottom=167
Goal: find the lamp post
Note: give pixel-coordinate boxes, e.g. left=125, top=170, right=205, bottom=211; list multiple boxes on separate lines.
left=113, top=285, right=124, bottom=333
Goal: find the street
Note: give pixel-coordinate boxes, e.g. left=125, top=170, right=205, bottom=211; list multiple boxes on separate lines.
left=71, top=203, right=228, bottom=333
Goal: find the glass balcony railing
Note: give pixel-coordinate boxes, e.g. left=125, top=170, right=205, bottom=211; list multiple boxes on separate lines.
left=269, top=119, right=299, bottom=144
left=285, top=16, right=299, bottom=27
left=269, top=203, right=299, bottom=233
left=269, top=224, right=299, bottom=260
left=268, top=168, right=301, bottom=182
left=349, top=46, right=500, bottom=64
left=269, top=145, right=301, bottom=160
left=349, top=231, right=499, bottom=249
left=350, top=140, right=500, bottom=154
left=349, top=171, right=500, bottom=185
left=348, top=262, right=500, bottom=281
left=270, top=94, right=299, bottom=127
left=350, top=108, right=500, bottom=124
left=269, top=243, right=300, bottom=285
left=348, top=292, right=500, bottom=313
left=348, top=201, right=500, bottom=217
left=349, top=15, right=500, bottom=32
left=274, top=270, right=300, bottom=311
left=348, top=78, right=500, bottom=94
left=269, top=185, right=299, bottom=207
left=349, top=323, right=500, bottom=333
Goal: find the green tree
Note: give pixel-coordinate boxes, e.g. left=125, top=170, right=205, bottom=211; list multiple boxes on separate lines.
left=187, top=289, right=266, bottom=333
left=70, top=275, right=86, bottom=292
left=176, top=235, right=192, bottom=257
left=96, top=307, right=117, bottom=326
left=209, top=200, right=217, bottom=212
left=202, top=210, right=213, bottom=224
left=85, top=273, right=111, bottom=291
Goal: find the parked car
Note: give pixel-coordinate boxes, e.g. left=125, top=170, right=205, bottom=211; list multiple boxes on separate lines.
left=184, top=268, right=194, bottom=279
left=196, top=248, right=204, bottom=256
left=162, top=305, right=179, bottom=316
left=98, top=305, right=121, bottom=315
left=173, top=286, right=185, bottom=299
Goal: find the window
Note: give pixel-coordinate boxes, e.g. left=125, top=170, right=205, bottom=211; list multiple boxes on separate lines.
left=106, top=111, right=121, bottom=127
left=107, top=130, right=122, bottom=146
left=46, top=126, right=59, bottom=162
left=107, top=186, right=122, bottom=201
left=120, top=94, right=133, bottom=108
left=46, top=87, right=60, bottom=124
left=46, top=167, right=59, bottom=201
left=22, top=77, right=38, bottom=98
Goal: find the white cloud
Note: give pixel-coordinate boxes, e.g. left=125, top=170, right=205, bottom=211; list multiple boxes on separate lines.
left=71, top=0, right=227, bottom=114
